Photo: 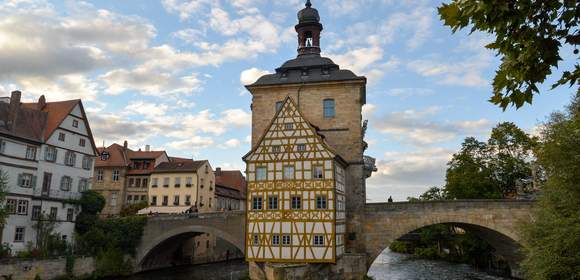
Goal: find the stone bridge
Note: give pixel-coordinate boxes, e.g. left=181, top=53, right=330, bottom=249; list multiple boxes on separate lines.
left=135, top=211, right=246, bottom=271
left=135, top=200, right=533, bottom=277
left=363, top=200, right=534, bottom=278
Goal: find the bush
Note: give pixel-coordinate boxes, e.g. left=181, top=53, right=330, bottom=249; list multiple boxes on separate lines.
left=120, top=201, right=148, bottom=217
left=0, top=243, right=11, bottom=258
left=389, top=241, right=413, bottom=254
left=95, top=248, right=132, bottom=277
left=76, top=216, right=146, bottom=257
left=414, top=246, right=439, bottom=259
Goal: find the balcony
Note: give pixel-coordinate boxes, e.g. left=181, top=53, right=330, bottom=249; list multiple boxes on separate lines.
left=33, top=188, right=81, bottom=201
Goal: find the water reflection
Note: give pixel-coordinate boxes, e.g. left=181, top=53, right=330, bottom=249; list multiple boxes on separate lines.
left=118, top=260, right=248, bottom=280
left=368, top=249, right=511, bottom=280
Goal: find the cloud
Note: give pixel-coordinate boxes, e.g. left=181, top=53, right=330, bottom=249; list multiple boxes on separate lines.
left=160, top=0, right=214, bottom=21
left=99, top=68, right=203, bottom=96
left=240, top=68, right=270, bottom=85
left=387, top=88, right=434, bottom=98
left=373, top=107, right=492, bottom=145
left=362, top=104, right=377, bottom=120
left=219, top=138, right=242, bottom=149
left=172, top=28, right=206, bottom=44
left=166, top=137, right=215, bottom=150
left=367, top=147, right=453, bottom=202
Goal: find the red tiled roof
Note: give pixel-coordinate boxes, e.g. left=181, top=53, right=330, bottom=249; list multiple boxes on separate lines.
left=95, top=143, right=129, bottom=168
left=215, top=170, right=247, bottom=195
left=22, top=100, right=78, bottom=141
left=127, top=150, right=166, bottom=159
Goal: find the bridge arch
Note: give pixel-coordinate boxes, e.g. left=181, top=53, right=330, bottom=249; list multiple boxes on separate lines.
left=135, top=212, right=246, bottom=272
left=363, top=200, right=533, bottom=278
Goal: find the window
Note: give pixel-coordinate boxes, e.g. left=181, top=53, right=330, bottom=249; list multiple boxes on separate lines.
left=49, top=207, right=57, bottom=220
left=25, top=146, right=36, bottom=160
left=272, top=235, right=280, bottom=246
left=60, top=176, right=72, bottom=191
left=151, top=196, right=157, bottom=206
left=252, top=196, right=263, bottom=210
left=127, top=195, right=133, bottom=202
left=185, top=195, right=191, bottom=206
left=314, top=235, right=324, bottom=246
left=0, top=139, right=5, bottom=153
left=323, top=99, right=335, bottom=118
left=42, top=173, right=52, bottom=196
left=163, top=177, right=169, bottom=188
left=275, top=101, right=284, bottom=112
left=142, top=178, right=148, bottom=188
left=174, top=195, right=180, bottom=206
left=268, top=195, right=278, bottom=210
left=66, top=208, right=74, bottom=222
left=45, top=146, right=57, bottom=162
left=6, top=199, right=17, bottom=214
left=200, top=178, right=204, bottom=188
left=283, top=166, right=295, bottom=180
left=316, top=195, right=327, bottom=209
left=313, top=166, right=324, bottom=179
left=82, top=156, right=92, bottom=170
left=128, top=178, right=135, bottom=187
left=135, top=178, right=141, bottom=188
left=72, top=120, right=79, bottom=128
left=252, top=235, right=259, bottom=246
left=58, top=132, right=66, bottom=141
left=112, top=170, right=120, bottom=181
left=205, top=165, right=209, bottom=174
left=256, top=167, right=267, bottom=181
left=18, top=173, right=34, bottom=188
left=31, top=206, right=41, bottom=220
left=162, top=196, right=168, bottom=206
left=186, top=177, right=193, bottom=187
left=17, top=200, right=28, bottom=215
left=282, top=235, right=291, bottom=245
left=64, top=151, right=76, bottom=167
left=79, top=138, right=86, bottom=147
left=284, top=123, right=293, bottom=130
left=297, top=144, right=306, bottom=152
left=14, top=227, right=25, bottom=242
left=141, top=195, right=146, bottom=201
left=174, top=177, right=181, bottom=188
left=111, top=192, right=118, bottom=207
left=78, top=178, right=89, bottom=192
left=96, top=170, right=104, bottom=181
left=291, top=195, right=302, bottom=210
left=272, top=146, right=281, bottom=153
left=152, top=178, right=158, bottom=188
left=209, top=198, right=212, bottom=208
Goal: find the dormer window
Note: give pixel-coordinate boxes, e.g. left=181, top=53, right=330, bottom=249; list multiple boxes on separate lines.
left=301, top=69, right=309, bottom=77
left=281, top=71, right=288, bottom=78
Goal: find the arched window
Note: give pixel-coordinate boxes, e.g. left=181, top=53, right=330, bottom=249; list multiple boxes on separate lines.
left=304, top=31, right=313, bottom=47
left=323, top=99, right=335, bottom=118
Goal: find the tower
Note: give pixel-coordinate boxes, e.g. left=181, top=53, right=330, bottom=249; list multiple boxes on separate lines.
left=244, top=1, right=373, bottom=279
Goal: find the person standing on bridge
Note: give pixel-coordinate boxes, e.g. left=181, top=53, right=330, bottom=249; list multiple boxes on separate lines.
left=388, top=196, right=393, bottom=203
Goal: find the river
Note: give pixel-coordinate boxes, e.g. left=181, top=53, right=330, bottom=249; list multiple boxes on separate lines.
left=120, top=250, right=511, bottom=280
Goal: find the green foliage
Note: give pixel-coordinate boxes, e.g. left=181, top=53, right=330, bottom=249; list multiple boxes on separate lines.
left=521, top=94, right=580, bottom=280
left=445, top=122, right=535, bottom=199
left=75, top=191, right=105, bottom=235
left=439, top=0, right=580, bottom=109
left=389, top=240, right=414, bottom=254
left=0, top=243, right=11, bottom=258
left=414, top=246, right=438, bottom=259
left=419, top=187, right=447, bottom=201
left=76, top=216, right=147, bottom=257
left=362, top=275, right=375, bottom=280
left=0, top=170, right=8, bottom=228
left=33, top=214, right=68, bottom=258
left=120, top=201, right=148, bottom=217
left=95, top=247, right=132, bottom=278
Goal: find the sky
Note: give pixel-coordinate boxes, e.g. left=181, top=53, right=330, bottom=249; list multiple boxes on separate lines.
left=0, top=0, right=575, bottom=202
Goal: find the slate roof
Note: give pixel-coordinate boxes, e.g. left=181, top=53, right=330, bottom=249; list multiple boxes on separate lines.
left=154, top=159, right=206, bottom=173
left=215, top=185, right=244, bottom=200
left=22, top=100, right=79, bottom=141
left=127, top=150, right=166, bottom=159
left=247, top=55, right=365, bottom=87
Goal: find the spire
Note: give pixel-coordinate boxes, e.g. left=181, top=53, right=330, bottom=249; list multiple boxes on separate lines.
left=296, top=0, right=323, bottom=57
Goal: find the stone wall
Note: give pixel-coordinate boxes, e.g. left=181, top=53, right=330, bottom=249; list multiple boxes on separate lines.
left=0, top=257, right=95, bottom=280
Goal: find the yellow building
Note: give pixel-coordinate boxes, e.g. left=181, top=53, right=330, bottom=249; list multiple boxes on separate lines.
left=146, top=158, right=216, bottom=213
left=244, top=97, right=346, bottom=262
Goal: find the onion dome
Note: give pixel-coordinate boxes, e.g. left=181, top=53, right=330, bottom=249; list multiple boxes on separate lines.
left=297, top=0, right=320, bottom=24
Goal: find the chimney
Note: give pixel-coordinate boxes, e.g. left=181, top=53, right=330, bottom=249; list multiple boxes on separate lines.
left=145, top=145, right=150, bottom=152
left=8, top=91, right=21, bottom=131
left=37, top=95, right=46, bottom=110
left=216, top=167, right=222, bottom=176
left=123, top=140, right=128, bottom=150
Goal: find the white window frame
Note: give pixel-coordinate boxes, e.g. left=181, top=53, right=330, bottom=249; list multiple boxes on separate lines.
left=252, top=196, right=263, bottom=210
left=17, top=200, right=28, bottom=215
left=64, top=151, right=76, bottom=167
left=96, top=169, right=104, bottom=181
left=256, top=167, right=267, bottom=181
left=45, top=146, right=57, bottom=162
left=283, top=166, right=295, bottom=180
left=18, top=173, right=34, bottom=188
left=313, top=165, right=324, bottom=180
left=14, top=227, right=25, bottom=242
left=60, top=176, right=72, bottom=191
left=314, top=235, right=325, bottom=246
left=272, top=235, right=280, bottom=246
left=316, top=195, right=327, bottom=209
left=282, top=235, right=291, bottom=245
left=25, top=146, right=36, bottom=160
left=253, top=234, right=259, bottom=246
left=291, top=195, right=301, bottom=210
left=297, top=144, right=306, bottom=152
left=268, top=195, right=278, bottom=210
left=112, top=169, right=120, bottom=181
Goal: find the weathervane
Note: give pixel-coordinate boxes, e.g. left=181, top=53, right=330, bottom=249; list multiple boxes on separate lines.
left=306, top=0, right=312, bottom=8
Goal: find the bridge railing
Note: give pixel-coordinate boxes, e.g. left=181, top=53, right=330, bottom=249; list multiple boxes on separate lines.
left=365, top=199, right=535, bottom=211
left=145, top=210, right=245, bottom=221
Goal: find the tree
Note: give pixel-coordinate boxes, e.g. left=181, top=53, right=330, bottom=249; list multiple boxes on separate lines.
left=419, top=187, right=447, bottom=201
left=439, top=0, right=580, bottom=109
left=0, top=170, right=8, bottom=244
left=75, top=191, right=105, bottom=235
left=521, top=94, right=580, bottom=280
left=445, top=137, right=502, bottom=199
left=487, top=122, right=536, bottom=195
